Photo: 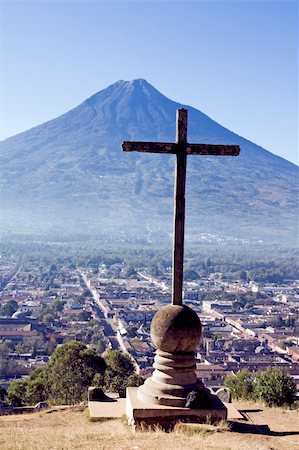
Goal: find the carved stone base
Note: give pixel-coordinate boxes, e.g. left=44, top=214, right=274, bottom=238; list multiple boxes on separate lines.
left=138, top=350, right=203, bottom=407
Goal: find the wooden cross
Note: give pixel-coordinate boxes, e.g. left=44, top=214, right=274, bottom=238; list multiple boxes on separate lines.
left=122, top=109, right=240, bottom=306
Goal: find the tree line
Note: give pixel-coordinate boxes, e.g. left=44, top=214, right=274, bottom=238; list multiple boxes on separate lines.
left=224, top=368, right=296, bottom=407
left=3, top=342, right=143, bottom=406
left=1, top=240, right=298, bottom=283
left=2, top=342, right=296, bottom=409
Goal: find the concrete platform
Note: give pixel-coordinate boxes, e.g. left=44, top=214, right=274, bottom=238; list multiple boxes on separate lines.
left=225, top=402, right=244, bottom=420
left=89, top=398, right=126, bottom=419
left=126, top=387, right=228, bottom=429
left=88, top=391, right=243, bottom=422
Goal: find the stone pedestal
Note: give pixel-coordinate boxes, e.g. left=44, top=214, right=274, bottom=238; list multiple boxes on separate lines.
left=137, top=304, right=203, bottom=407
left=138, top=350, right=204, bottom=407
left=127, top=387, right=227, bottom=430
left=126, top=304, right=227, bottom=428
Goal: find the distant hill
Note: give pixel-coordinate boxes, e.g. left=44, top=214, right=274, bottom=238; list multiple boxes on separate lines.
left=0, top=79, right=298, bottom=244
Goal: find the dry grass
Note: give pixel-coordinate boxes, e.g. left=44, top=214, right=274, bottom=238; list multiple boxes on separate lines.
left=0, top=401, right=298, bottom=450
left=173, top=419, right=231, bottom=437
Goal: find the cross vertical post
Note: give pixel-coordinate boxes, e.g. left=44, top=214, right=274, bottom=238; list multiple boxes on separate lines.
left=172, top=109, right=187, bottom=305
left=122, top=109, right=240, bottom=309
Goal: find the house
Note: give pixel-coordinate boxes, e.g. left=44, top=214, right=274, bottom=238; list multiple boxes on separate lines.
left=0, top=318, right=34, bottom=341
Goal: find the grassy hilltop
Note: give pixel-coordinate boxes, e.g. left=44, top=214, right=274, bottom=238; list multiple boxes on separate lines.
left=0, top=401, right=298, bottom=450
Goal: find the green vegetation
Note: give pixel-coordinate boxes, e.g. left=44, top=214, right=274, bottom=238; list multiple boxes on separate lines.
left=253, top=367, right=296, bottom=407
left=0, top=239, right=298, bottom=284
left=0, top=340, right=26, bottom=377
left=225, top=367, right=296, bottom=407
left=6, top=344, right=143, bottom=406
left=93, top=350, right=144, bottom=398
left=45, top=341, right=106, bottom=404
left=224, top=369, right=254, bottom=400
left=0, top=300, right=18, bottom=317
left=0, top=385, right=7, bottom=401
left=7, top=341, right=106, bottom=405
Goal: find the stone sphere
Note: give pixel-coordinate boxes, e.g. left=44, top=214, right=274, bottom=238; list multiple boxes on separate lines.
left=150, top=304, right=202, bottom=353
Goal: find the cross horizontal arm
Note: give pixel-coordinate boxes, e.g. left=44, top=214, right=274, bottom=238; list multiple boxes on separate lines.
left=186, top=144, right=240, bottom=156
left=123, top=141, right=240, bottom=156
left=122, top=141, right=177, bottom=154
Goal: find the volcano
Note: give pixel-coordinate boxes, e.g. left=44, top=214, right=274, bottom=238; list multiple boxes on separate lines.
left=0, top=79, right=298, bottom=243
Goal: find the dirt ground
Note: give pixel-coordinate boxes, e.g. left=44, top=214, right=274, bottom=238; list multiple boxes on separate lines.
left=0, top=401, right=298, bottom=450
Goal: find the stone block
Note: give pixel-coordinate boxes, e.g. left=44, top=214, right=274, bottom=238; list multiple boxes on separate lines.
left=216, top=387, right=232, bottom=403
left=126, top=387, right=227, bottom=430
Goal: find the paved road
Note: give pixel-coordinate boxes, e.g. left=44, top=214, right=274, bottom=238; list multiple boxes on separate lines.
left=79, top=270, right=122, bottom=350
left=0, top=256, right=23, bottom=291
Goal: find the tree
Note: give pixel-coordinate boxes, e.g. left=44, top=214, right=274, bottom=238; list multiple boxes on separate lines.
left=149, top=264, right=161, bottom=277
left=77, top=311, right=92, bottom=322
left=98, top=350, right=137, bottom=397
left=16, top=332, right=46, bottom=354
left=46, top=341, right=106, bottom=404
left=184, top=269, right=200, bottom=280
left=7, top=367, right=49, bottom=406
left=52, top=299, right=65, bottom=312
left=49, top=264, right=57, bottom=275
left=1, top=300, right=18, bottom=317
left=126, top=374, right=144, bottom=389
left=205, top=257, right=212, bottom=270
left=0, top=385, right=7, bottom=401
left=6, top=343, right=106, bottom=406
left=82, top=289, right=91, bottom=298
left=0, top=340, right=14, bottom=358
left=253, top=367, right=296, bottom=407
left=7, top=379, right=28, bottom=406
left=42, top=312, right=54, bottom=326
left=21, top=367, right=50, bottom=405
left=224, top=369, right=254, bottom=400
left=239, top=270, right=247, bottom=281
left=0, top=340, right=22, bottom=377
left=285, top=316, right=295, bottom=328
left=26, top=377, right=49, bottom=405
left=268, top=316, right=284, bottom=329
left=121, top=265, right=137, bottom=278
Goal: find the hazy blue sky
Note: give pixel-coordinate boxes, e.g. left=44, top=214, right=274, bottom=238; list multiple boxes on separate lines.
left=0, top=0, right=298, bottom=164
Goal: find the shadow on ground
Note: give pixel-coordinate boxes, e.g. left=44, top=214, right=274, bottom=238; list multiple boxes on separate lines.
left=238, top=409, right=263, bottom=414
left=230, top=421, right=299, bottom=437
